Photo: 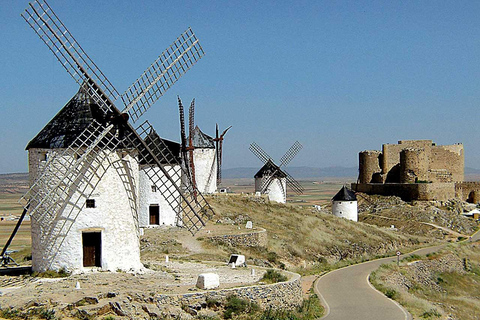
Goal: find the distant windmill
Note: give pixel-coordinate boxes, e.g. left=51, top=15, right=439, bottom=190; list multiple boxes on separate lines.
left=0, top=0, right=213, bottom=272
left=249, top=141, right=304, bottom=203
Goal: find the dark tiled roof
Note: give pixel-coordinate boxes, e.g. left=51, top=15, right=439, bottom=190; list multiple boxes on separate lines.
left=254, top=159, right=287, bottom=179
left=332, top=186, right=357, bottom=201
left=26, top=87, right=108, bottom=150
left=191, top=126, right=214, bottom=149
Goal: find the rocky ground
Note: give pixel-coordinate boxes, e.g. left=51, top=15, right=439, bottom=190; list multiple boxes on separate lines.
left=371, top=240, right=480, bottom=320
left=0, top=259, right=269, bottom=319
left=357, top=194, right=478, bottom=239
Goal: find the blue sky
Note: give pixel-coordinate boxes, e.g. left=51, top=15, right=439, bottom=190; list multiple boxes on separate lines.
left=1, top=1, right=479, bottom=174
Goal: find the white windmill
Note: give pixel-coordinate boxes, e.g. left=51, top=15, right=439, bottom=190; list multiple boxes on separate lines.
left=332, top=186, right=358, bottom=222
left=178, top=98, right=231, bottom=194
left=249, top=142, right=304, bottom=203
left=1, top=0, right=213, bottom=272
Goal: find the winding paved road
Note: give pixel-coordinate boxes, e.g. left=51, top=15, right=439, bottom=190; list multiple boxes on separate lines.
left=315, top=231, right=479, bottom=320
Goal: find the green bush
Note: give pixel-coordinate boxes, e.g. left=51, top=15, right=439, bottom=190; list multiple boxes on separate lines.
left=385, top=288, right=398, bottom=299
left=259, top=295, right=324, bottom=320
left=260, top=269, right=288, bottom=284
left=420, top=308, right=441, bottom=318
left=223, top=295, right=259, bottom=319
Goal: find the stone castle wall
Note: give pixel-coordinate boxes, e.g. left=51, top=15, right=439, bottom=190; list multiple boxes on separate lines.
left=455, top=182, right=480, bottom=203
left=352, top=182, right=455, bottom=202
left=356, top=140, right=465, bottom=201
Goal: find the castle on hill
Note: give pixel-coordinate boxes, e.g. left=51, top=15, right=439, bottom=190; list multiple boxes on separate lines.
left=352, top=140, right=480, bottom=202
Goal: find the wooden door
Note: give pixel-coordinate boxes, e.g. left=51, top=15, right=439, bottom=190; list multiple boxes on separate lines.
left=149, top=205, right=159, bottom=225
left=82, top=232, right=101, bottom=267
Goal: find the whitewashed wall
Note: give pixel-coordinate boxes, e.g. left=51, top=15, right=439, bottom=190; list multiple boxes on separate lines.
left=138, top=164, right=181, bottom=228
left=192, top=148, right=217, bottom=194
left=29, top=148, right=143, bottom=273
left=332, top=200, right=358, bottom=222
left=255, top=176, right=287, bottom=203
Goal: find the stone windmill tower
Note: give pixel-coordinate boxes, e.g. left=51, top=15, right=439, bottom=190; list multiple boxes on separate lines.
left=1, top=0, right=214, bottom=272
left=332, top=186, right=358, bottom=222
left=250, top=142, right=304, bottom=203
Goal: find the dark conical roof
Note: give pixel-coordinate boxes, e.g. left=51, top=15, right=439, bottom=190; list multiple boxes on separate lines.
left=26, top=86, right=107, bottom=150
left=332, top=186, right=357, bottom=201
left=142, top=130, right=181, bottom=165
left=191, top=126, right=215, bottom=149
left=254, top=159, right=287, bottom=179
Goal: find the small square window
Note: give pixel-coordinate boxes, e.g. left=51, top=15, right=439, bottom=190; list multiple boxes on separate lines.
left=151, top=185, right=157, bottom=192
left=41, top=153, right=48, bottom=161
left=86, top=199, right=95, bottom=208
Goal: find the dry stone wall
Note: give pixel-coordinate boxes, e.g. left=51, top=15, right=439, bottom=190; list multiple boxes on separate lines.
left=207, top=228, right=268, bottom=248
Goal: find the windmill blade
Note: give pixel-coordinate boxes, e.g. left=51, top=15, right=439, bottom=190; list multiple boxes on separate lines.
left=127, top=121, right=213, bottom=233
left=215, top=124, right=220, bottom=185
left=122, top=28, right=205, bottom=122
left=285, top=171, right=304, bottom=194
left=21, top=121, right=120, bottom=222
left=280, top=141, right=303, bottom=167
left=178, top=97, right=192, bottom=185
left=216, top=125, right=232, bottom=185
left=188, top=99, right=197, bottom=193
left=22, top=0, right=118, bottom=114
left=249, top=142, right=272, bottom=164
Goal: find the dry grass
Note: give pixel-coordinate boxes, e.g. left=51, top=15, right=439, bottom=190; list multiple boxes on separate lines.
left=371, top=242, right=480, bottom=320
left=204, top=194, right=435, bottom=274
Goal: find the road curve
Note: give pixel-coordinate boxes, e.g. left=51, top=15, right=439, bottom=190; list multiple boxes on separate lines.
left=315, top=245, right=445, bottom=320
left=315, top=230, right=480, bottom=320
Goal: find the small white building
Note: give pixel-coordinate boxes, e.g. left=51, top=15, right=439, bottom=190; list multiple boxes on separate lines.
left=254, top=160, right=287, bottom=203
left=332, top=186, right=358, bottom=222
left=190, top=126, right=217, bottom=194
left=138, top=132, right=182, bottom=228
left=26, top=87, right=144, bottom=273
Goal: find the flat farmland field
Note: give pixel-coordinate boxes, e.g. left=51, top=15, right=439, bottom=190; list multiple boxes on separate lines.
left=0, top=192, right=31, bottom=256
left=221, top=178, right=355, bottom=206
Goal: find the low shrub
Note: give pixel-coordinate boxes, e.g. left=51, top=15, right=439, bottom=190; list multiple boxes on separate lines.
left=223, top=295, right=259, bottom=319
left=260, top=269, right=287, bottom=284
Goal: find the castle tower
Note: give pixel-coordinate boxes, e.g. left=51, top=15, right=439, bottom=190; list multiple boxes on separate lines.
left=26, top=87, right=143, bottom=272
left=254, top=160, right=287, bottom=203
left=358, top=150, right=382, bottom=183
left=332, top=186, right=358, bottom=222
left=400, top=148, right=429, bottom=183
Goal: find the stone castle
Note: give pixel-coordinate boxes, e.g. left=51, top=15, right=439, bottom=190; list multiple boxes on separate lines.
left=352, top=140, right=480, bottom=202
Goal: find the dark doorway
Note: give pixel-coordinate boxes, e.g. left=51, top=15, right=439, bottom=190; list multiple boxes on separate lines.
left=82, top=232, right=101, bottom=267
left=149, top=205, right=160, bottom=225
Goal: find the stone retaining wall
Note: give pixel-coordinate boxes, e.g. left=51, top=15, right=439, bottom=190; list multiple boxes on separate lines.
left=153, top=271, right=302, bottom=310
left=207, top=228, right=268, bottom=248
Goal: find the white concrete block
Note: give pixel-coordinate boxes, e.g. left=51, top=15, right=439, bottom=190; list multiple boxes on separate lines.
left=196, top=273, right=220, bottom=290
left=245, top=221, right=253, bottom=229
left=228, top=254, right=246, bottom=267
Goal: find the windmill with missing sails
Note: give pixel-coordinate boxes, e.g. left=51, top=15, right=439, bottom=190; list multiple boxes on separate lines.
left=1, top=0, right=213, bottom=272
left=178, top=98, right=231, bottom=194
left=250, top=141, right=304, bottom=203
